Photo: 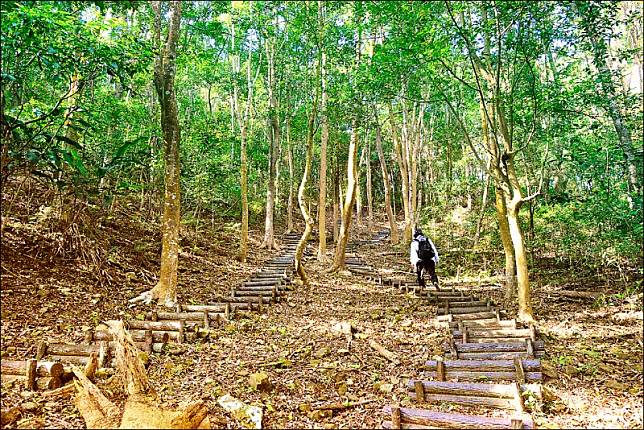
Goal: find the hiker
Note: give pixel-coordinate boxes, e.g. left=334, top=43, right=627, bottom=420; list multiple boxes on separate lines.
left=410, top=227, right=439, bottom=289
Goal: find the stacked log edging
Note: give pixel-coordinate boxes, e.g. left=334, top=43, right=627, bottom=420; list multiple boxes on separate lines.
left=3, top=232, right=306, bottom=393
left=382, top=289, right=543, bottom=429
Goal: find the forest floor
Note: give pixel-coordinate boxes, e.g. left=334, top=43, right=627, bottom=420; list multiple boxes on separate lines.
left=1, top=196, right=642, bottom=429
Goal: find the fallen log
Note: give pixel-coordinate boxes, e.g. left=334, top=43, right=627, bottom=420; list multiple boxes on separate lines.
left=73, top=320, right=211, bottom=429
left=381, top=407, right=533, bottom=429
left=2, top=360, right=64, bottom=379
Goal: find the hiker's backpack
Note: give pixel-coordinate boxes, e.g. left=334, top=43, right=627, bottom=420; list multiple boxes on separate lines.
left=416, top=236, right=435, bottom=261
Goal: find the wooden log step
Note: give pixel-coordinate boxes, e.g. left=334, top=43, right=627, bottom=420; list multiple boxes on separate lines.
left=94, top=329, right=176, bottom=343
left=248, top=275, right=290, bottom=283
left=427, top=292, right=471, bottom=300
left=127, top=320, right=184, bottom=332
left=254, top=269, right=288, bottom=275
left=449, top=319, right=517, bottom=330
left=452, top=351, right=545, bottom=360
left=422, top=369, right=542, bottom=382
left=409, top=392, right=517, bottom=410
left=456, top=337, right=538, bottom=344
left=2, top=360, right=64, bottom=379
left=382, top=406, right=534, bottom=429
left=48, top=355, right=116, bottom=367
left=46, top=343, right=102, bottom=357
left=146, top=311, right=225, bottom=323
left=438, top=311, right=498, bottom=321
left=233, top=287, right=282, bottom=294
left=440, top=306, right=495, bottom=315
left=214, top=296, right=272, bottom=304
left=251, top=272, right=291, bottom=283
left=424, top=359, right=541, bottom=372
left=243, top=280, right=287, bottom=287
left=263, top=266, right=293, bottom=272
left=237, top=285, right=290, bottom=293
left=445, top=340, right=545, bottom=359
left=453, top=327, right=535, bottom=340
left=232, top=286, right=278, bottom=294
left=408, top=380, right=521, bottom=398
left=446, top=300, right=491, bottom=307
left=180, top=303, right=246, bottom=316
left=447, top=340, right=545, bottom=354
left=231, top=290, right=278, bottom=301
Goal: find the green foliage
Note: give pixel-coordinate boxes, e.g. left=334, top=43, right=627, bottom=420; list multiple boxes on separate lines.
left=1, top=0, right=641, bottom=270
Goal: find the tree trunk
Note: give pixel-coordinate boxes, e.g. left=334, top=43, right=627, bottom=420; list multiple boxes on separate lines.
left=495, top=186, right=516, bottom=297
left=583, top=10, right=640, bottom=196
left=295, top=98, right=319, bottom=285
left=235, top=13, right=256, bottom=263
left=332, top=118, right=360, bottom=271
left=389, top=104, right=412, bottom=243
left=262, top=40, right=280, bottom=249
left=375, top=117, right=398, bottom=244
left=506, top=197, right=534, bottom=323
left=286, top=117, right=294, bottom=233
left=133, top=0, right=182, bottom=308
left=239, top=122, right=249, bottom=262
left=356, top=145, right=365, bottom=225
left=473, top=168, right=491, bottom=245
left=333, top=153, right=340, bottom=242
left=365, top=132, right=373, bottom=226
left=317, top=1, right=328, bottom=260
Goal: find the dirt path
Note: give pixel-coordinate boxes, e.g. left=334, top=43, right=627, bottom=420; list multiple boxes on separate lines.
left=1, top=222, right=642, bottom=429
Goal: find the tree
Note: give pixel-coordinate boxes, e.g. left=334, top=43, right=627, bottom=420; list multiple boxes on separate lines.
left=317, top=0, right=329, bottom=261
left=373, top=107, right=399, bottom=244
left=332, top=4, right=363, bottom=271
left=260, top=5, right=282, bottom=250
left=132, top=0, right=182, bottom=307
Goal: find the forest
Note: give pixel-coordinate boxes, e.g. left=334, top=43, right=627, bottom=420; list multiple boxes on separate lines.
left=0, top=1, right=642, bottom=429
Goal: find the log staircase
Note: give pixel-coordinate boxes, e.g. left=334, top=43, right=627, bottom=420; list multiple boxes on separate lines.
left=1, top=232, right=309, bottom=392
left=344, top=229, right=544, bottom=429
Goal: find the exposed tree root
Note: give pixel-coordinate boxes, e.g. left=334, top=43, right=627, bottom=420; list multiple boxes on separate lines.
left=72, top=320, right=209, bottom=429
